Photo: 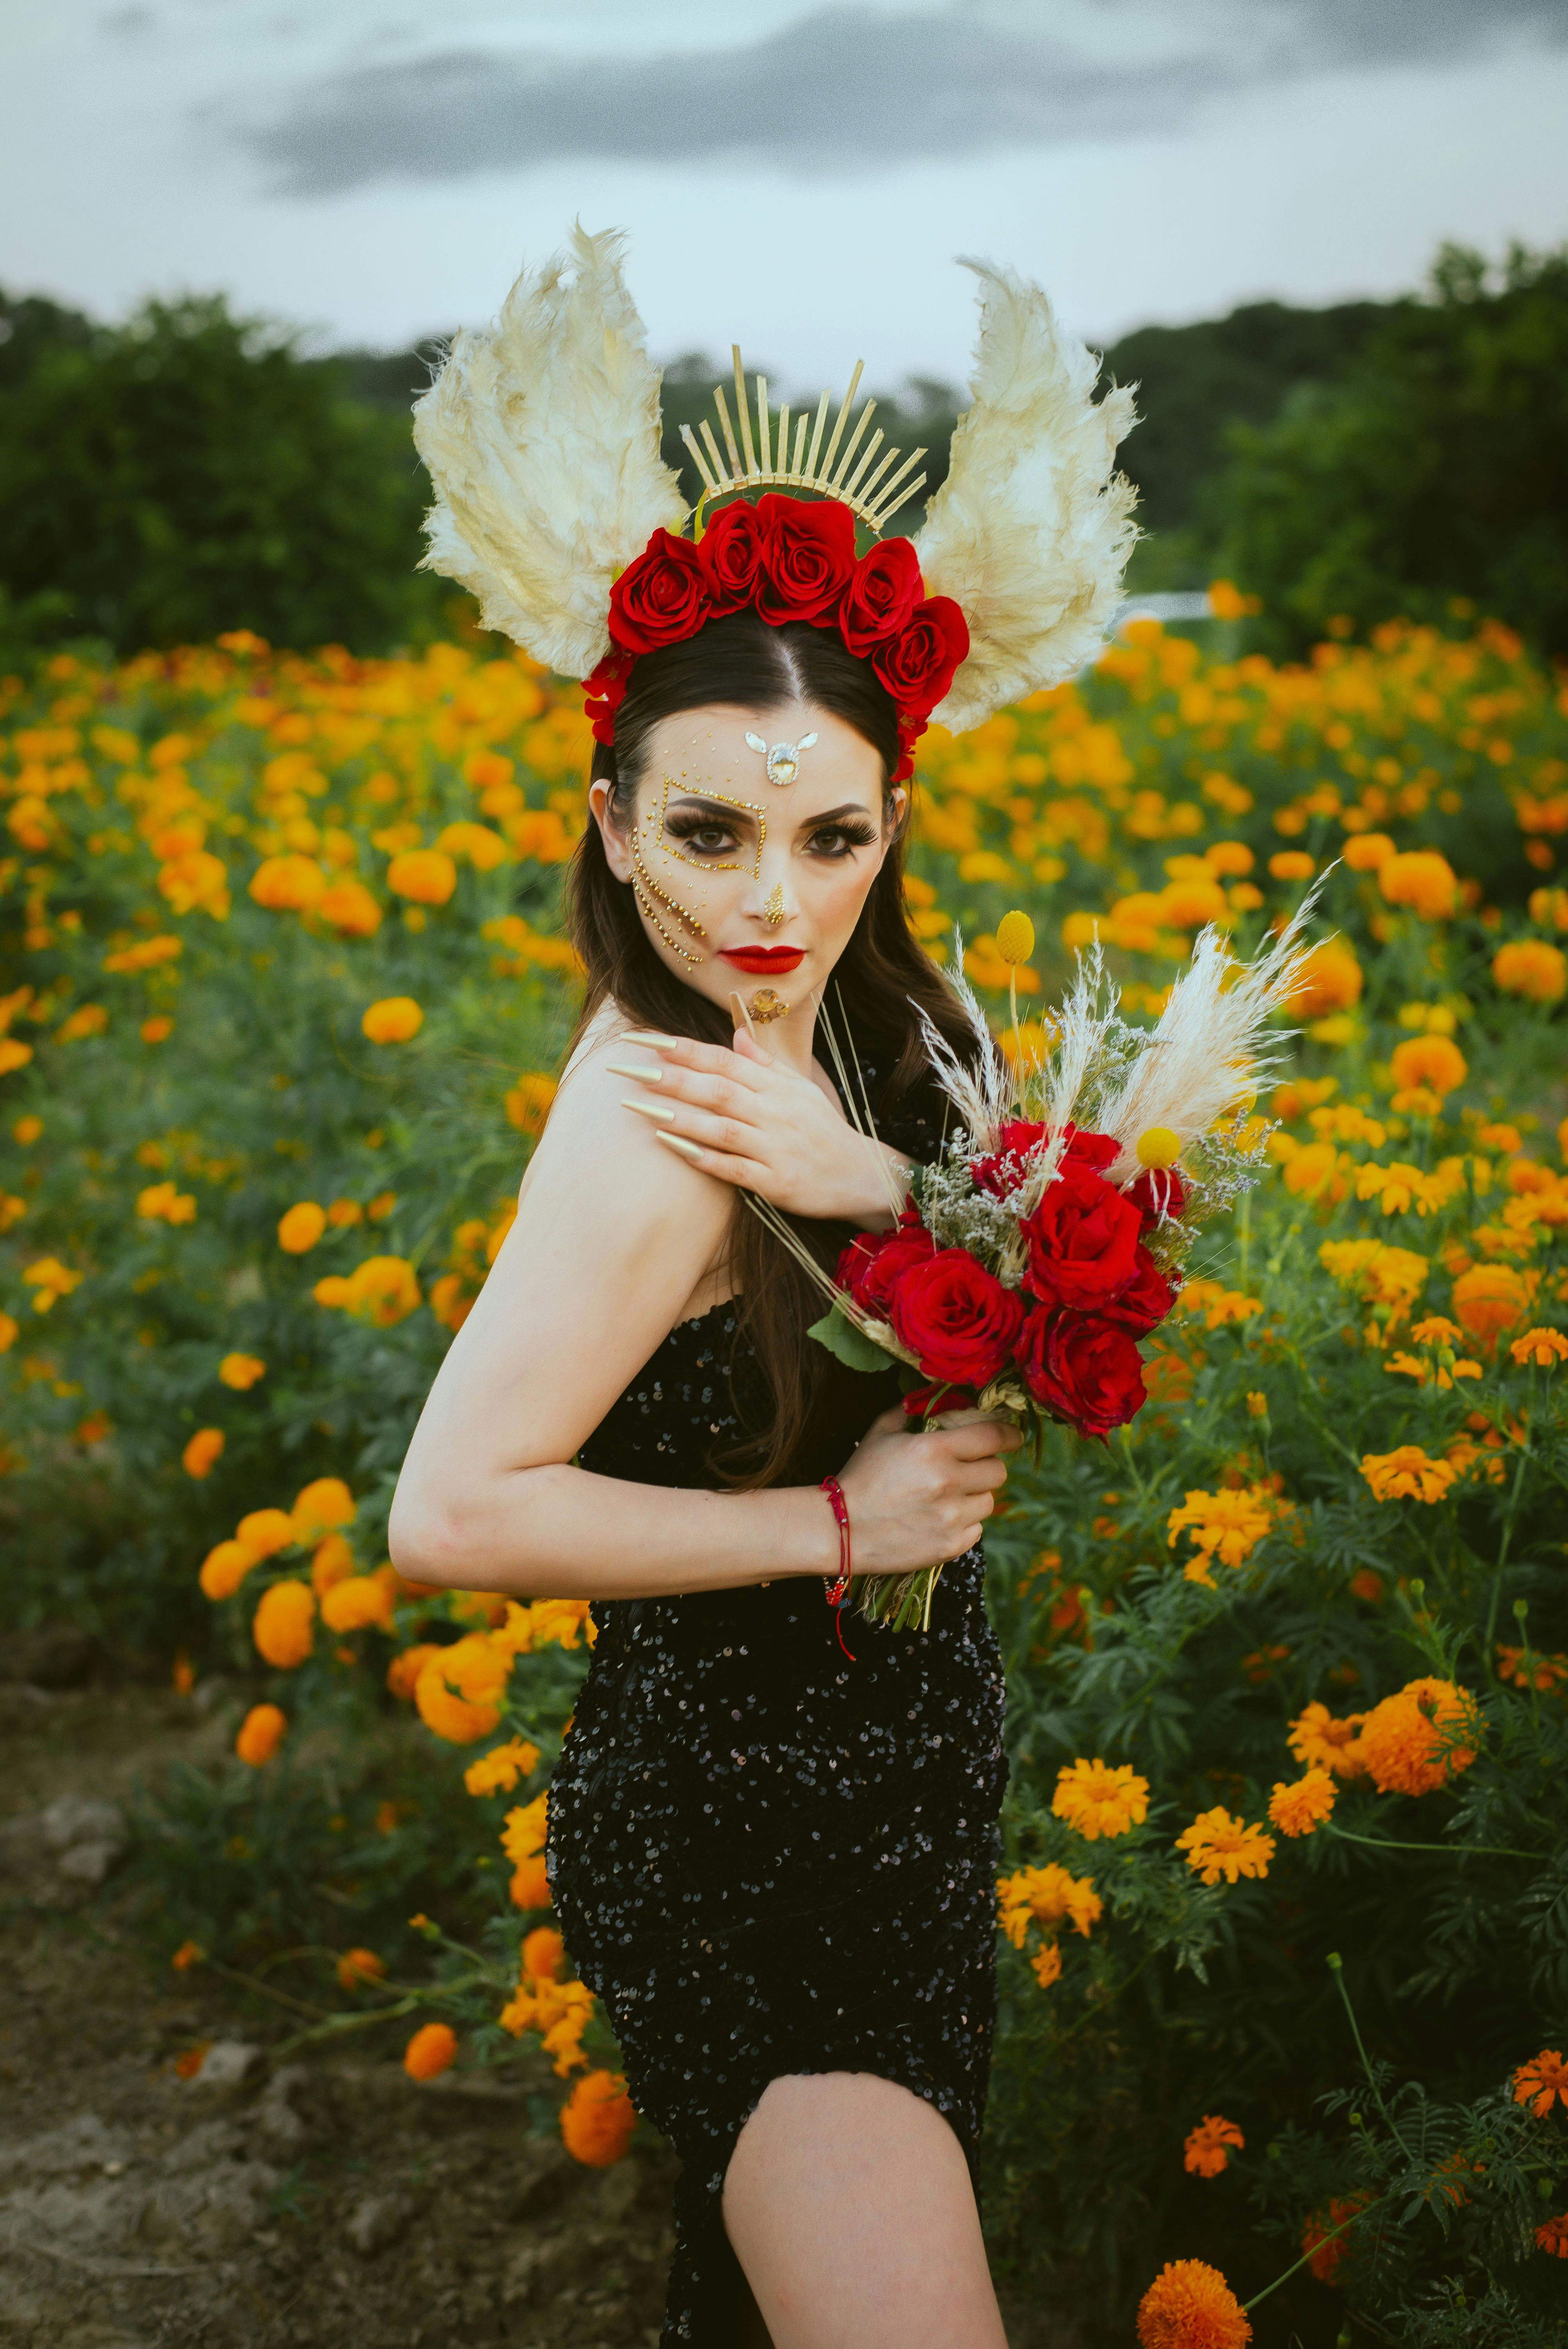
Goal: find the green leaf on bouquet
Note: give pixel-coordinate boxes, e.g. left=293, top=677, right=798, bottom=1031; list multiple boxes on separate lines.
left=807, top=1304, right=898, bottom=1375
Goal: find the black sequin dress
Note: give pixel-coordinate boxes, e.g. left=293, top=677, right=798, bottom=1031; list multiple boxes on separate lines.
left=546, top=1081, right=1009, bottom=2346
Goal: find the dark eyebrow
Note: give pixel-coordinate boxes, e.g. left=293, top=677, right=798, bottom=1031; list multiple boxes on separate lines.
left=798, top=801, right=877, bottom=827
left=663, top=794, right=759, bottom=822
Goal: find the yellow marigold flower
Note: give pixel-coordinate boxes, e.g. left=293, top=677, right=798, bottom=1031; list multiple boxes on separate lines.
left=0, top=1311, right=16, bottom=1353
left=12, top=1113, right=42, bottom=1143
left=504, top=1073, right=558, bottom=1136
left=249, top=854, right=326, bottom=911
left=237, top=1506, right=296, bottom=1558
left=522, top=1926, right=565, bottom=1985
left=1174, top=1806, right=1274, bottom=1886
left=137, top=1180, right=196, bottom=1224
left=336, top=1947, right=386, bottom=1990
left=290, top=1476, right=356, bottom=1543
left=502, top=1793, right=549, bottom=1866
left=527, top=1597, right=594, bottom=1651
left=1355, top=1160, right=1450, bottom=1217
left=320, top=1572, right=396, bottom=1634
left=182, top=1427, right=225, bottom=1479
left=1030, top=1944, right=1063, bottom=1989
left=1183, top=2114, right=1245, bottom=2177
left=1343, top=831, right=1395, bottom=871
left=104, top=932, right=182, bottom=974
left=1136, top=2258, right=1252, bottom=2349
left=361, top=995, right=424, bottom=1043
left=327, top=1197, right=363, bottom=1226
left=415, top=1634, right=510, bottom=1744
left=141, top=1016, right=174, bottom=1043
left=1512, top=1326, right=1568, bottom=1367
left=464, top=1737, right=542, bottom=1797
left=56, top=1002, right=109, bottom=1043
left=996, top=1862, right=1101, bottom=1946
left=1452, top=1264, right=1529, bottom=1340
left=560, top=2070, right=636, bottom=2168
left=315, top=876, right=383, bottom=936
left=1361, top=1445, right=1458, bottom=1504
left=219, top=1351, right=266, bottom=1389
left=386, top=847, right=457, bottom=905
left=1268, top=850, right=1314, bottom=881
left=1166, top=1485, right=1279, bottom=1581
left=386, top=1641, right=440, bottom=1700
left=1358, top=1677, right=1481, bottom=1796
left=1245, top=1391, right=1268, bottom=1418
left=1379, top=848, right=1459, bottom=920
left=199, top=1538, right=257, bottom=1600
left=310, top=1532, right=356, bottom=1593
left=403, top=2022, right=458, bottom=2081
left=1388, top=1034, right=1467, bottom=1098
left=1052, top=1757, right=1150, bottom=1840
left=0, top=1039, right=35, bottom=1075
left=1267, top=1768, right=1336, bottom=1837
left=342, top=1254, right=422, bottom=1326
left=1493, top=939, right=1566, bottom=1004
left=252, top=1579, right=316, bottom=1668
left=235, top=1702, right=287, bottom=1766
left=995, top=909, right=1035, bottom=964
left=278, top=1200, right=326, bottom=1254
left=1281, top=1139, right=1343, bottom=1201
left=1513, top=2048, right=1568, bottom=2119
left=437, top=819, right=509, bottom=871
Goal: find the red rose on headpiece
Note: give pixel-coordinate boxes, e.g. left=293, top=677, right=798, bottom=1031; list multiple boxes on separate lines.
left=1100, top=1245, right=1176, bottom=1335
left=872, top=595, right=969, bottom=716
left=755, top=494, right=857, bottom=626
left=698, top=500, right=766, bottom=615
left=889, top=1248, right=1027, bottom=1392
left=840, top=538, right=923, bottom=655
left=1019, top=1310, right=1147, bottom=1439
left=608, top=529, right=712, bottom=654
left=583, top=648, right=634, bottom=744
left=836, top=1210, right=933, bottom=1320
left=1022, top=1160, right=1143, bottom=1312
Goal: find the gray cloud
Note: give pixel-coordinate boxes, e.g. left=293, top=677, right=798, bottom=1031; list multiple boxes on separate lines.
left=236, top=2, right=1568, bottom=194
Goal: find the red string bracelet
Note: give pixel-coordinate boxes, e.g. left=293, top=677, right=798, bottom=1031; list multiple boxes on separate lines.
left=819, top=1476, right=855, bottom=1662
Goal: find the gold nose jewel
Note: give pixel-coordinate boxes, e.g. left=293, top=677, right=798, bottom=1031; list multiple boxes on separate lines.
left=763, top=884, right=786, bottom=928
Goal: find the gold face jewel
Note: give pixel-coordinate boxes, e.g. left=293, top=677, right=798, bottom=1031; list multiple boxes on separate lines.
left=745, top=731, right=818, bottom=788
left=630, top=820, right=706, bottom=966
left=762, top=884, right=786, bottom=928
left=656, top=775, right=767, bottom=873
left=749, top=988, right=789, bottom=1024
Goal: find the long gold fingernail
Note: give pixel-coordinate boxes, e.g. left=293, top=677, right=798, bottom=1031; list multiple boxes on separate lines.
left=604, top=1059, right=663, bottom=1082
left=655, top=1132, right=704, bottom=1159
left=622, top=1097, right=677, bottom=1124
left=729, top=989, right=757, bottom=1043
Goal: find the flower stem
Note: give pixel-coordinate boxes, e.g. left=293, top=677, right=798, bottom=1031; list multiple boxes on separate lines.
left=1324, top=1823, right=1536, bottom=1862
left=1325, top=1954, right=1415, bottom=2160
left=1241, top=2194, right=1384, bottom=2314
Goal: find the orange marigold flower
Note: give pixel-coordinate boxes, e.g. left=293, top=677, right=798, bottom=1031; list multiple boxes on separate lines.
left=252, top=1579, right=316, bottom=1669
left=174, top=2042, right=212, bottom=2080
left=1267, top=1767, right=1336, bottom=1837
left=386, top=1641, right=440, bottom=1700
left=403, top=2022, right=458, bottom=2080
left=1512, top=1326, right=1568, bottom=1367
left=1303, top=2193, right=1372, bottom=2283
left=1496, top=1643, right=1568, bottom=1691
left=1343, top=832, right=1395, bottom=871
left=1283, top=942, right=1364, bottom=1019
left=199, top=1537, right=258, bottom=1601
left=182, top=1426, right=225, bottom=1479
left=237, top=1506, right=296, bottom=1558
left=415, top=1634, right=510, bottom=1744
left=1493, top=939, right=1567, bottom=1004
left=386, top=847, right=457, bottom=905
left=1175, top=1807, right=1274, bottom=1887
left=1166, top=1485, right=1281, bottom=1582
left=1052, top=1757, right=1150, bottom=1839
left=1388, top=1034, right=1467, bottom=1099
left=315, top=876, right=383, bottom=936
left=1536, top=2211, right=1568, bottom=2257
left=340, top=1254, right=422, bottom=1326
left=1452, top=1263, right=1529, bottom=1341
left=218, top=1351, right=266, bottom=1389
left=1379, top=849, right=1459, bottom=920
left=310, top=1532, right=356, bottom=1593
left=1513, top=2049, right=1568, bottom=2119
left=1360, top=1445, right=1457, bottom=1504
left=321, top=1572, right=396, bottom=1634
left=277, top=1200, right=326, bottom=1253
left=463, top=1737, right=542, bottom=1796
left=337, top=1947, right=386, bottom=1990
left=1030, top=1943, right=1063, bottom=1988
left=235, top=1702, right=287, bottom=1765
left=996, top=1862, right=1102, bottom=1946
left=171, top=1940, right=203, bottom=1971
left=290, top=1475, right=356, bottom=1542
left=361, top=995, right=424, bottom=1043
left=1183, top=2114, right=1245, bottom=2178
left=1135, top=2258, right=1251, bottom=2349
left=1358, top=1677, right=1481, bottom=1797
left=522, top=1927, right=565, bottom=1985
left=560, top=2070, right=636, bottom=2168
left=504, top=1073, right=559, bottom=1135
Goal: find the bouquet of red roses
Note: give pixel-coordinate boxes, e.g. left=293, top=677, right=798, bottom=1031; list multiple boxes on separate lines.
left=773, top=907, right=1319, bottom=1630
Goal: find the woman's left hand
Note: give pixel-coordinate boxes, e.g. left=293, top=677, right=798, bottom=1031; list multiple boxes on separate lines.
left=606, top=1028, right=910, bottom=1227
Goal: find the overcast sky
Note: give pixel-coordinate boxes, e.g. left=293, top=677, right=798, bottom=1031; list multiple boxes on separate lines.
left=4, top=0, right=1567, bottom=388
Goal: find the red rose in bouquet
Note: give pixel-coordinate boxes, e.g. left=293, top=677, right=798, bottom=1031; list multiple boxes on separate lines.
left=1126, top=1164, right=1189, bottom=1226
left=608, top=529, right=712, bottom=653
left=1023, top=1161, right=1143, bottom=1312
left=1020, top=1309, right=1147, bottom=1438
left=697, top=499, right=766, bottom=614
left=889, top=1248, right=1028, bottom=1392
left=971, top=1119, right=1118, bottom=1199
left=836, top=1213, right=935, bottom=1321
left=839, top=539, right=923, bottom=655
left=1101, top=1245, right=1177, bottom=1333
left=754, top=494, right=857, bottom=625
left=871, top=595, right=969, bottom=716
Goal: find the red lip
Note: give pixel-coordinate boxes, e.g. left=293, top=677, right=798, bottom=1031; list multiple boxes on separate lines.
left=719, top=945, right=806, bottom=975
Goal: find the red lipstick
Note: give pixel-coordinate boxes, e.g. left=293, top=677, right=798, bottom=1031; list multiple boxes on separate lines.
left=719, top=945, right=805, bottom=975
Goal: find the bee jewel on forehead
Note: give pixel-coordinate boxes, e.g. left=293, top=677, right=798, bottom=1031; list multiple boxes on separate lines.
left=745, top=731, right=817, bottom=788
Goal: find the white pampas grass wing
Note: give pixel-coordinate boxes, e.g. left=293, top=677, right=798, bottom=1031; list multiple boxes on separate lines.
left=413, top=225, right=685, bottom=680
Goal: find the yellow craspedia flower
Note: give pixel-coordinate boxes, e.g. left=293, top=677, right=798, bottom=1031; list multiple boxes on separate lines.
left=1267, top=1768, right=1336, bottom=1837
left=290, top=1476, right=355, bottom=1543
left=504, top=1073, right=558, bottom=1136
left=236, top=1507, right=296, bottom=1559
left=1493, top=939, right=1567, bottom=1004
left=252, top=1579, right=316, bottom=1668
left=403, top=2023, right=458, bottom=2080
left=218, top=1351, right=266, bottom=1389
left=995, top=909, right=1035, bottom=964
left=278, top=1200, right=327, bottom=1254
left=1052, top=1758, right=1150, bottom=1840
left=235, top=1703, right=287, bottom=1766
left=199, top=1538, right=258, bottom=1601
left=182, top=1427, right=225, bottom=1479
left=362, top=996, right=424, bottom=1043
left=1136, top=1126, right=1181, bottom=1170
left=386, top=847, right=458, bottom=905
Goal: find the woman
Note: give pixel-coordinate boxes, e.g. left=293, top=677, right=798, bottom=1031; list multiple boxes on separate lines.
left=390, top=230, right=1137, bottom=2347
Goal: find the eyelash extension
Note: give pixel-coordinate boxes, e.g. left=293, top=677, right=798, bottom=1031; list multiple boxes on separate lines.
left=811, top=821, right=878, bottom=852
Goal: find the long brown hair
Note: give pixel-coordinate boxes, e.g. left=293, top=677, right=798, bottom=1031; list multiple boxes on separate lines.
left=566, top=610, right=973, bottom=1485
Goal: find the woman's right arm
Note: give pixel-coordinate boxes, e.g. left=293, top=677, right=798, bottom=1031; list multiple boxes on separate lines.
left=388, top=1050, right=1015, bottom=1600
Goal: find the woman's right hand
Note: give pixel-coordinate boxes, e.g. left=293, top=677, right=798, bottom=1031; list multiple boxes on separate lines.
left=833, top=1407, right=1022, bottom=1575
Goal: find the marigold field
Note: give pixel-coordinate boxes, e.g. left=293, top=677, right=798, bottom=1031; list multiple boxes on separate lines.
left=3, top=608, right=1567, bottom=2344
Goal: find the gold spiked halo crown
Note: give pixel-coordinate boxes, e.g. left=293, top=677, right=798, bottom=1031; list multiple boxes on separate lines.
left=679, top=348, right=928, bottom=536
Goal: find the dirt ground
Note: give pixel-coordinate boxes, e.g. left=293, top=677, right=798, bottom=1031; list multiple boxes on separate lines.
left=0, top=1666, right=1051, bottom=2349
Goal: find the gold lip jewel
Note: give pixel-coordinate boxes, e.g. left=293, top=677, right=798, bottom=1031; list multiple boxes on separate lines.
left=745, top=731, right=818, bottom=788
left=748, top=988, right=789, bottom=1024
left=762, top=884, right=787, bottom=928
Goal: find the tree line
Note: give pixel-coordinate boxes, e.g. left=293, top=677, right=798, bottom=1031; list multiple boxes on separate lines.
left=1, top=241, right=1563, bottom=666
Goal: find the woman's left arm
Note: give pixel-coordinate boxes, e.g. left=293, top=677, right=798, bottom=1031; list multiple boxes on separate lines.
left=611, top=1030, right=912, bottom=1228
